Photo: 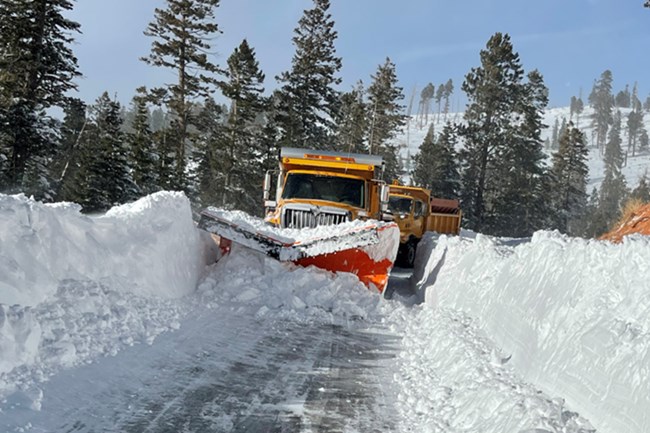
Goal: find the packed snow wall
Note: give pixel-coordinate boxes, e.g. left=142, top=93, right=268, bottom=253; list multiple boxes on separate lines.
left=417, top=231, right=650, bottom=433
left=0, top=192, right=206, bottom=382
left=0, top=192, right=205, bottom=307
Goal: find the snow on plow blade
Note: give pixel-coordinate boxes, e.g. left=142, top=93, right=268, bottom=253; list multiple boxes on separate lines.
left=198, top=207, right=400, bottom=292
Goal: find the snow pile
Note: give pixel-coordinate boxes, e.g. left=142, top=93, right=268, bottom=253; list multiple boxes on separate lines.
left=418, top=231, right=650, bottom=433
left=0, top=192, right=205, bottom=397
left=0, top=192, right=204, bottom=307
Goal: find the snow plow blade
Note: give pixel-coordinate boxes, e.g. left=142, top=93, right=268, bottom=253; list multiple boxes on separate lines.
left=198, top=207, right=399, bottom=292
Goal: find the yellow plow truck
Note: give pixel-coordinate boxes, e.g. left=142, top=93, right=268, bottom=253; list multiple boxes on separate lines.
left=388, top=183, right=462, bottom=267
left=199, top=147, right=400, bottom=293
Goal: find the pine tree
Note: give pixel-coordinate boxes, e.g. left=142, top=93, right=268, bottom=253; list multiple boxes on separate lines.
left=551, top=118, right=560, bottom=149
left=630, top=172, right=650, bottom=203
left=141, top=0, right=222, bottom=190
left=127, top=88, right=158, bottom=195
left=550, top=122, right=589, bottom=235
left=458, top=33, right=547, bottom=236
left=413, top=123, right=460, bottom=199
left=418, top=83, right=435, bottom=127
left=335, top=81, right=367, bottom=153
left=491, top=69, right=549, bottom=236
left=626, top=105, right=643, bottom=158
left=443, top=79, right=454, bottom=120
left=191, top=97, right=226, bottom=209
left=0, top=0, right=80, bottom=195
left=598, top=111, right=628, bottom=230
left=589, top=70, right=614, bottom=153
left=72, top=93, right=137, bottom=212
left=275, top=0, right=341, bottom=150
left=639, top=127, right=649, bottom=153
left=217, top=39, right=265, bottom=213
left=367, top=57, right=406, bottom=181
left=52, top=98, right=87, bottom=200
left=614, top=85, right=631, bottom=108
left=435, top=84, right=445, bottom=121
left=581, top=187, right=608, bottom=238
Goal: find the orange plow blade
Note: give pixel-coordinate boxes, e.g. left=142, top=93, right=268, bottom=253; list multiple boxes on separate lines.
left=199, top=208, right=399, bottom=292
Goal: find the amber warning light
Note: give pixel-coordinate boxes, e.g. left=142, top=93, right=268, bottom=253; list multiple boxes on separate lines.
left=303, top=153, right=355, bottom=163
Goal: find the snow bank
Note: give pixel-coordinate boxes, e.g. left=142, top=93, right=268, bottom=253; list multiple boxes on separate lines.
left=419, top=231, right=650, bottom=433
left=0, top=192, right=205, bottom=394
left=0, top=192, right=204, bottom=307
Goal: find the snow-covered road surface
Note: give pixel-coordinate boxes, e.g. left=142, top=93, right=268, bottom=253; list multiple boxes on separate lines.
left=3, top=306, right=400, bottom=432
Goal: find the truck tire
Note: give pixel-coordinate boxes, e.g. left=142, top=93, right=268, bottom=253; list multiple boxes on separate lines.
left=397, top=240, right=417, bottom=268
left=403, top=240, right=416, bottom=268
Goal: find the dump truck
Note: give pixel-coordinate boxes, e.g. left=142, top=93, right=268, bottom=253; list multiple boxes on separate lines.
left=199, top=147, right=400, bottom=293
left=388, top=183, right=462, bottom=267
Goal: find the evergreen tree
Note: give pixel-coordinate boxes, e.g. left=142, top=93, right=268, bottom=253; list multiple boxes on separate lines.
left=458, top=33, right=548, bottom=236
left=626, top=105, right=644, bottom=158
left=217, top=39, right=265, bottom=213
left=615, top=85, right=631, bottom=108
left=413, top=123, right=460, bottom=198
left=443, top=79, right=454, bottom=120
left=550, top=122, right=589, bottom=235
left=53, top=98, right=87, bottom=200
left=418, top=83, right=435, bottom=127
left=491, top=69, right=549, bottom=236
left=639, top=127, right=649, bottom=153
left=589, top=70, right=614, bottom=152
left=367, top=57, right=406, bottom=181
left=0, top=0, right=81, bottom=195
left=141, top=0, right=222, bottom=190
left=127, top=88, right=158, bottom=195
left=581, top=187, right=608, bottom=238
left=191, top=97, right=226, bottom=209
left=275, top=0, right=341, bottom=150
left=550, top=118, right=560, bottom=149
left=630, top=172, right=650, bottom=203
left=435, top=84, right=444, bottom=121
left=598, top=111, right=628, bottom=229
left=72, top=93, right=137, bottom=212
left=335, top=81, right=368, bottom=153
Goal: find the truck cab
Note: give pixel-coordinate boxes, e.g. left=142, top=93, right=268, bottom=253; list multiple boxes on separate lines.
left=388, top=183, right=462, bottom=267
left=264, top=148, right=390, bottom=229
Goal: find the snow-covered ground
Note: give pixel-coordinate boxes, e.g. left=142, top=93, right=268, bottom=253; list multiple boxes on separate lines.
left=1, top=191, right=648, bottom=432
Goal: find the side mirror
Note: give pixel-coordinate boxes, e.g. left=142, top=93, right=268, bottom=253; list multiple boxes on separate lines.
left=263, top=171, right=273, bottom=200
left=379, top=184, right=390, bottom=212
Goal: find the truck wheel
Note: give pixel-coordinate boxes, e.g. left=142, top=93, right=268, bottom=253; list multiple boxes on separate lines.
left=405, top=241, right=417, bottom=268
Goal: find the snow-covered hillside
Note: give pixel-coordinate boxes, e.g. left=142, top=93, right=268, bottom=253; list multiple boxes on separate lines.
left=1, top=192, right=649, bottom=432
left=396, top=106, right=650, bottom=192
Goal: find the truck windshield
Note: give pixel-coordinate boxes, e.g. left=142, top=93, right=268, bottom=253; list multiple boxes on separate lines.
left=389, top=196, right=412, bottom=215
left=281, top=173, right=365, bottom=208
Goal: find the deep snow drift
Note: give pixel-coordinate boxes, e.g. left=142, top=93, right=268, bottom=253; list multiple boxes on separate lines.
left=1, top=191, right=648, bottom=433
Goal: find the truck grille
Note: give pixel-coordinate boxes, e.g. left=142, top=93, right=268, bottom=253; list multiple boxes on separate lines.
left=281, top=205, right=350, bottom=229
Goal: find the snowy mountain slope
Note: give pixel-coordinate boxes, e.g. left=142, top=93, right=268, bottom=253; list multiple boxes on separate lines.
left=396, top=106, right=650, bottom=192
left=0, top=191, right=648, bottom=432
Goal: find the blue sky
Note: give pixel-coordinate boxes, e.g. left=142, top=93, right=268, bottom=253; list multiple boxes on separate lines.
left=67, top=0, right=650, bottom=110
